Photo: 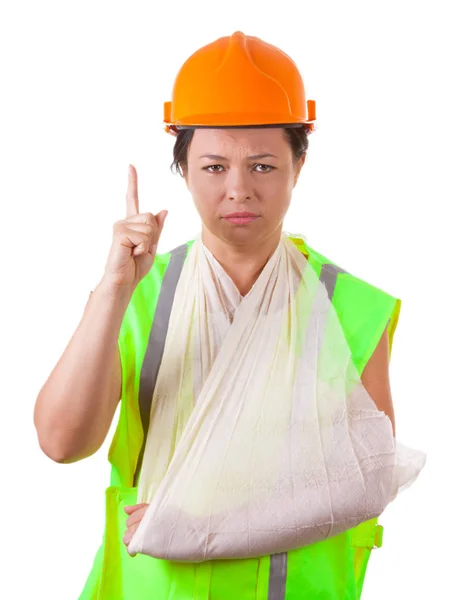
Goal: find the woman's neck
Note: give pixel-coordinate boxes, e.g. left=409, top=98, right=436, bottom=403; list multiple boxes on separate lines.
left=201, top=227, right=283, bottom=297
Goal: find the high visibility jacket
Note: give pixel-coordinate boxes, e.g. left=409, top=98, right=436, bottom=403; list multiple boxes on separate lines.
left=79, top=235, right=401, bottom=600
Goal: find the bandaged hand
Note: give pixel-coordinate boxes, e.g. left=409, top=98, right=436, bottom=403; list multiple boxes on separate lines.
left=123, top=503, right=149, bottom=555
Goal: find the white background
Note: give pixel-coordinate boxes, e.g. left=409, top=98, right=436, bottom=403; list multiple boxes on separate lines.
left=1, top=1, right=464, bottom=598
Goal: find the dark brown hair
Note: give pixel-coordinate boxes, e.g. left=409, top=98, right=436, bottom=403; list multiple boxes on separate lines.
left=170, top=126, right=310, bottom=177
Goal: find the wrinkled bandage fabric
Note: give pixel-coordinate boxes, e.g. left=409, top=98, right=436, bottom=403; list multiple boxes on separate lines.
left=128, top=234, right=426, bottom=561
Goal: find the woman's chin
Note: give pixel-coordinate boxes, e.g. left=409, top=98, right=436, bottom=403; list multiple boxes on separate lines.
left=218, top=219, right=266, bottom=237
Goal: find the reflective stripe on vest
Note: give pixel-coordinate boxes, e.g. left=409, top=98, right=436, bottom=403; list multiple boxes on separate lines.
left=133, top=243, right=189, bottom=486
left=319, top=263, right=348, bottom=298
left=132, top=242, right=348, bottom=598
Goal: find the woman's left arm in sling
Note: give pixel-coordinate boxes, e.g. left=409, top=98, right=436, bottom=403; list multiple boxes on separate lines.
left=361, top=324, right=396, bottom=436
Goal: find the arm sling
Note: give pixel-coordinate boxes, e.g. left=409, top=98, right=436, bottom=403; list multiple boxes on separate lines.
left=128, top=233, right=425, bottom=561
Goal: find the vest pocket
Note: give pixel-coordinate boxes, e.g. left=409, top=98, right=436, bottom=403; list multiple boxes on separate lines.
left=350, top=519, right=384, bottom=600
left=97, top=486, right=135, bottom=598
left=98, top=485, right=173, bottom=600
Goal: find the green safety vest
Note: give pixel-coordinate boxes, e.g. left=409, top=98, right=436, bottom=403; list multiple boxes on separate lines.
left=79, top=234, right=401, bottom=600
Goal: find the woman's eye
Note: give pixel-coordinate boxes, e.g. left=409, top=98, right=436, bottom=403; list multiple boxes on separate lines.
left=204, top=165, right=224, bottom=173
left=254, top=164, right=274, bottom=173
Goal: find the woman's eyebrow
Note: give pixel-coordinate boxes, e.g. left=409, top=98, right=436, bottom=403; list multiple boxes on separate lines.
left=199, top=153, right=278, bottom=160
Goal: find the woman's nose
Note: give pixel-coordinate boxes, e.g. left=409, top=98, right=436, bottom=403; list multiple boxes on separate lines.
left=226, top=168, right=253, bottom=203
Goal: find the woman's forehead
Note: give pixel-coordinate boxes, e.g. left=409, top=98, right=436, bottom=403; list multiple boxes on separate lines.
left=189, top=128, right=288, bottom=156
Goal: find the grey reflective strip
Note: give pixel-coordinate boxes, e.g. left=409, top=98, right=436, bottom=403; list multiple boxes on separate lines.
left=132, top=243, right=188, bottom=486
left=268, top=553, right=288, bottom=600
left=319, top=262, right=348, bottom=301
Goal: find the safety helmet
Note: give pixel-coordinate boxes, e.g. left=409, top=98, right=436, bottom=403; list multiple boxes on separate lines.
left=164, top=31, right=316, bottom=136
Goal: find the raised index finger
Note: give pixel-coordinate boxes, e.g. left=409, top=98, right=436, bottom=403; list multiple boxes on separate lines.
left=126, top=164, right=139, bottom=217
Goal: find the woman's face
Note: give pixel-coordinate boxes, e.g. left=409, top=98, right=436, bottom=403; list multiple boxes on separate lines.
left=182, top=128, right=305, bottom=248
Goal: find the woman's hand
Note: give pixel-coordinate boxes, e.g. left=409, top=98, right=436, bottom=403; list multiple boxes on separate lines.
left=123, top=503, right=150, bottom=555
left=102, top=164, right=168, bottom=290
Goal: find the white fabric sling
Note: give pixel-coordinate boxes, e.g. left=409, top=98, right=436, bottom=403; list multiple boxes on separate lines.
left=128, top=233, right=426, bottom=561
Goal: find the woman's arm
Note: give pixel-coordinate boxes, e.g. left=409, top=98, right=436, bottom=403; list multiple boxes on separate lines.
left=33, top=279, right=133, bottom=463
left=361, top=324, right=396, bottom=436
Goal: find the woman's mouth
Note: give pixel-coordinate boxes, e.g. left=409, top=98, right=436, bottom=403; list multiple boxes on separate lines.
left=223, top=212, right=259, bottom=225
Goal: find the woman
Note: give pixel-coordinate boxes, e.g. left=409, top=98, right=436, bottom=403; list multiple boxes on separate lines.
left=34, top=31, right=425, bottom=599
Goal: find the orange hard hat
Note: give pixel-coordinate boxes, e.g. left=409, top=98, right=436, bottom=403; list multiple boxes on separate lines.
left=164, top=31, right=316, bottom=136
